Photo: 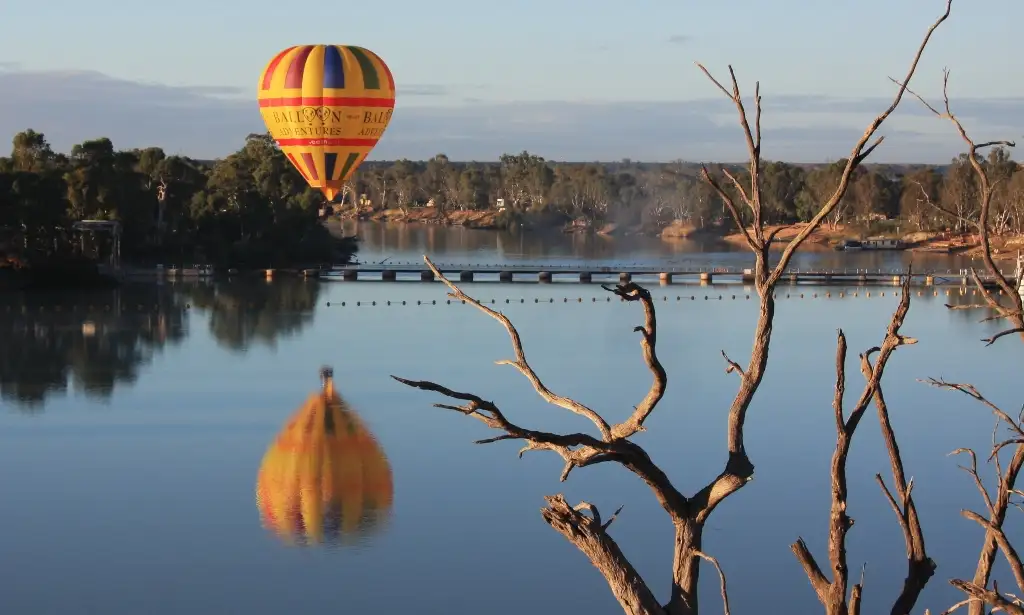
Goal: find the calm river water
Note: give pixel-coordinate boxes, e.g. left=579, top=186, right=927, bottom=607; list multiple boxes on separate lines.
left=0, top=223, right=1021, bottom=615
left=335, top=220, right=994, bottom=272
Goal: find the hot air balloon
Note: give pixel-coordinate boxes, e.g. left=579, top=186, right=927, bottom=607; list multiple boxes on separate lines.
left=257, top=45, right=396, bottom=201
left=255, top=367, right=393, bottom=546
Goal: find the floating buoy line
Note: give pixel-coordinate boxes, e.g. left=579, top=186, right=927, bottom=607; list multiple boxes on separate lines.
left=318, top=287, right=999, bottom=308
left=1, top=288, right=1004, bottom=313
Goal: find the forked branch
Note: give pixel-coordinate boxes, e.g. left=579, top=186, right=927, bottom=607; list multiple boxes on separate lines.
left=602, top=282, right=669, bottom=438
left=543, top=495, right=665, bottom=615
left=696, top=0, right=951, bottom=290
left=395, top=3, right=955, bottom=614
left=873, top=377, right=936, bottom=613
left=792, top=274, right=923, bottom=615
left=924, top=379, right=1024, bottom=615
left=894, top=68, right=1024, bottom=344
left=418, top=258, right=615, bottom=438
left=948, top=581, right=1024, bottom=615
left=681, top=0, right=953, bottom=540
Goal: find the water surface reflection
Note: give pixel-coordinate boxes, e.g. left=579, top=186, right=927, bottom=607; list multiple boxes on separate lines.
left=0, top=280, right=1000, bottom=409
left=0, top=279, right=1020, bottom=615
left=0, top=285, right=187, bottom=408
left=256, top=368, right=393, bottom=547
left=181, top=278, right=320, bottom=352
left=340, top=220, right=989, bottom=272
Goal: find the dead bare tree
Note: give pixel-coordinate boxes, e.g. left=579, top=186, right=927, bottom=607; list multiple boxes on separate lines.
left=895, top=70, right=1024, bottom=345
left=922, top=380, right=1024, bottom=615
left=791, top=276, right=936, bottom=615
left=393, top=4, right=952, bottom=615
left=897, top=71, right=1024, bottom=612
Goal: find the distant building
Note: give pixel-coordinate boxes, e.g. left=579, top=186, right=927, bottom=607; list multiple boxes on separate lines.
left=72, top=220, right=122, bottom=269
left=861, top=237, right=905, bottom=250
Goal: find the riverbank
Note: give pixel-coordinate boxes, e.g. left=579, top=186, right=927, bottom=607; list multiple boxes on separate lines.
left=335, top=207, right=1024, bottom=262
left=339, top=205, right=504, bottom=229
left=716, top=223, right=1024, bottom=261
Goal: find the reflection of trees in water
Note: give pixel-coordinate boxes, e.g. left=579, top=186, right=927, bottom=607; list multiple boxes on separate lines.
left=340, top=220, right=984, bottom=270
left=180, top=279, right=320, bottom=352
left=338, top=219, right=713, bottom=261
left=0, top=285, right=187, bottom=409
left=942, top=285, right=1016, bottom=327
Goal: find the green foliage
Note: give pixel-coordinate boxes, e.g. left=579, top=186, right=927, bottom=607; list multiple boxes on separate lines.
left=346, top=150, right=1024, bottom=236
left=0, top=130, right=358, bottom=270
left=6, top=126, right=1021, bottom=267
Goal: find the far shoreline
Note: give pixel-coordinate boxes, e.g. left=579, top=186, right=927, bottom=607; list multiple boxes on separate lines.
left=335, top=206, right=1024, bottom=263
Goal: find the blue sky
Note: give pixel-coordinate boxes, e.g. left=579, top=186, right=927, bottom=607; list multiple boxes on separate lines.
left=1, top=0, right=1022, bottom=161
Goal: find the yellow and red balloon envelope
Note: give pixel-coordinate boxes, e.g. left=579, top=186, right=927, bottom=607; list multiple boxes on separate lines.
left=257, top=45, right=396, bottom=200
left=255, top=376, right=393, bottom=545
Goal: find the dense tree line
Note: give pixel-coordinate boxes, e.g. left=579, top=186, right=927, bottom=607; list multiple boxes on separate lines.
left=0, top=130, right=357, bottom=272
left=346, top=149, right=1024, bottom=234
left=3, top=126, right=1021, bottom=275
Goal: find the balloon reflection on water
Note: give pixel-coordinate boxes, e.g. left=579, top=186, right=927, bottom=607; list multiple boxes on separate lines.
left=255, top=367, right=393, bottom=546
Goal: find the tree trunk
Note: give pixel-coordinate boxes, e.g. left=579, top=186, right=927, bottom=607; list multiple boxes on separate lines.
left=967, top=445, right=1024, bottom=615
left=666, top=519, right=704, bottom=615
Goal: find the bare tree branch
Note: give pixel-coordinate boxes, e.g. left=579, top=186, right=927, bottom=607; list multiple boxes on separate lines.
left=984, top=328, right=1024, bottom=346
left=961, top=510, right=1024, bottom=590
left=894, top=68, right=1024, bottom=344
left=925, top=379, right=1024, bottom=615
left=850, top=570, right=865, bottom=615
left=913, top=180, right=972, bottom=227
left=693, top=551, right=732, bottom=615
left=931, top=598, right=975, bottom=615
left=947, top=448, right=996, bottom=516
left=413, top=257, right=615, bottom=440
left=602, top=283, right=668, bottom=438
left=764, top=0, right=950, bottom=285
left=872, top=356, right=936, bottom=614
left=924, top=380, right=1024, bottom=443
left=543, top=495, right=666, bottom=615
left=684, top=5, right=954, bottom=571
left=720, top=350, right=745, bottom=378
left=949, top=581, right=1024, bottom=615
left=792, top=275, right=921, bottom=615
left=396, top=3, right=954, bottom=614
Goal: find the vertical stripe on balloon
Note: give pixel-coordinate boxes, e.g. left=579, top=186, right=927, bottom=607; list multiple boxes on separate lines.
left=322, top=45, right=345, bottom=88
left=337, top=152, right=361, bottom=182
left=346, top=46, right=380, bottom=90
left=285, top=152, right=308, bottom=181
left=301, top=45, right=326, bottom=98
left=261, top=47, right=295, bottom=91
left=364, top=48, right=395, bottom=91
left=324, top=152, right=338, bottom=180
left=300, top=152, right=319, bottom=180
left=284, top=46, right=315, bottom=89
